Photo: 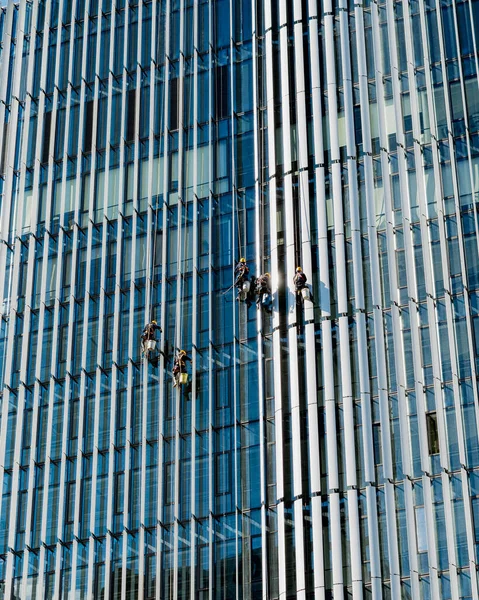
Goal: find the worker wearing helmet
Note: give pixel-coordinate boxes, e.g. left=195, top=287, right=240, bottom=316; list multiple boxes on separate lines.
left=234, top=257, right=250, bottom=289
left=255, top=272, right=272, bottom=312
left=293, top=266, right=307, bottom=293
left=173, top=349, right=192, bottom=387
left=255, top=272, right=271, bottom=297
left=141, top=319, right=162, bottom=355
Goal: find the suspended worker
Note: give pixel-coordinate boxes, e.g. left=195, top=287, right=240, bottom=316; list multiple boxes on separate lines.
left=293, top=267, right=308, bottom=294
left=173, top=349, right=191, bottom=388
left=235, top=257, right=252, bottom=304
left=141, top=320, right=161, bottom=357
left=255, top=273, right=272, bottom=310
left=234, top=258, right=249, bottom=289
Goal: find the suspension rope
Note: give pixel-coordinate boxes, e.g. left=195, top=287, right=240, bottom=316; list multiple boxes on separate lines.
left=148, top=0, right=166, bottom=323
left=172, top=38, right=194, bottom=357
left=149, top=191, right=161, bottom=321
left=230, top=69, right=243, bottom=262
left=260, top=103, right=265, bottom=272
left=178, top=61, right=195, bottom=350
left=296, top=103, right=311, bottom=269
left=236, top=189, right=242, bottom=260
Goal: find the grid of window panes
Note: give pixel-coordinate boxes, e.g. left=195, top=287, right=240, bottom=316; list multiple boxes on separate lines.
left=1, top=0, right=479, bottom=598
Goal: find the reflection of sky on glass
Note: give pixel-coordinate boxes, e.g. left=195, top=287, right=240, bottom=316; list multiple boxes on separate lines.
left=0, top=0, right=8, bottom=7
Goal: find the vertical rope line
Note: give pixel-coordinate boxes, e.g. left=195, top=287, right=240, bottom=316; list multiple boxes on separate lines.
left=260, top=104, right=265, bottom=272
left=178, top=52, right=195, bottom=348
left=236, top=192, right=242, bottom=259
left=149, top=0, right=166, bottom=321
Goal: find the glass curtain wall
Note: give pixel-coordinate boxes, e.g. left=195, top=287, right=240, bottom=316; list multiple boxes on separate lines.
left=0, top=0, right=478, bottom=598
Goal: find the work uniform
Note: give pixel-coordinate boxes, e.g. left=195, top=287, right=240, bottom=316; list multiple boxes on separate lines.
left=234, top=262, right=249, bottom=288
left=173, top=351, right=191, bottom=386
left=142, top=322, right=161, bottom=341
left=255, top=274, right=271, bottom=296
left=141, top=322, right=161, bottom=355
left=255, top=274, right=272, bottom=311
left=293, top=272, right=307, bottom=292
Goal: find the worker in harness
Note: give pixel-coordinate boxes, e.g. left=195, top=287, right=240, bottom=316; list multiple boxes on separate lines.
left=293, top=267, right=308, bottom=300
left=235, top=258, right=249, bottom=288
left=141, top=320, right=161, bottom=358
left=173, top=349, right=191, bottom=387
left=234, top=258, right=251, bottom=304
left=255, top=272, right=272, bottom=311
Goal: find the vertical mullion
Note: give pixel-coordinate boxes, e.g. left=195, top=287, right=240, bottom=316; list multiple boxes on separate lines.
left=50, top=11, right=80, bottom=587
left=120, top=4, right=136, bottom=597
left=322, top=5, right=345, bottom=596
left=0, top=5, right=29, bottom=549
left=138, top=0, right=158, bottom=594
left=227, top=0, right=241, bottom=597
left=0, top=0, right=26, bottom=522
left=433, top=2, right=479, bottom=593
left=307, top=4, right=330, bottom=597
left=69, top=0, right=94, bottom=582
left=263, top=0, right=286, bottom=594
left=1, top=1, right=48, bottom=595
left=83, top=0, right=107, bottom=594
left=251, top=0, right=269, bottom=597
left=0, top=4, right=14, bottom=189
left=292, top=0, right=327, bottom=597
left=367, top=2, right=406, bottom=596
left=446, top=2, right=479, bottom=594
left=189, top=0, right=199, bottom=595
left=15, top=3, right=45, bottom=593
left=102, top=0, right=120, bottom=597
left=156, top=0, right=172, bottom=597
left=173, top=0, right=186, bottom=596
left=335, top=2, right=366, bottom=597
left=206, top=0, right=214, bottom=598
left=118, top=6, right=133, bottom=598
left=86, top=6, right=108, bottom=583
left=2, top=4, right=33, bottom=594
left=278, top=0, right=307, bottom=595
left=0, top=3, right=16, bottom=318
left=36, top=3, right=70, bottom=581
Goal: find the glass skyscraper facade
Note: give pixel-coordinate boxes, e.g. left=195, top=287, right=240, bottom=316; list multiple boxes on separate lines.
left=1, top=0, right=479, bottom=597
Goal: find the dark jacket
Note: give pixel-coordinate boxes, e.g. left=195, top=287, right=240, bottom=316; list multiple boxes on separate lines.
left=293, top=272, right=307, bottom=291
left=173, top=352, right=191, bottom=374
left=235, top=262, right=249, bottom=278
left=142, top=322, right=161, bottom=340
left=255, top=274, right=271, bottom=295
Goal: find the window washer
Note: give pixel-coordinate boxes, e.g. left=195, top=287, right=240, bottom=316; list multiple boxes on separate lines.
left=173, top=349, right=191, bottom=387
left=234, top=258, right=252, bottom=304
left=141, top=320, right=161, bottom=358
left=234, top=258, right=249, bottom=289
left=293, top=267, right=308, bottom=297
left=255, top=273, right=272, bottom=310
